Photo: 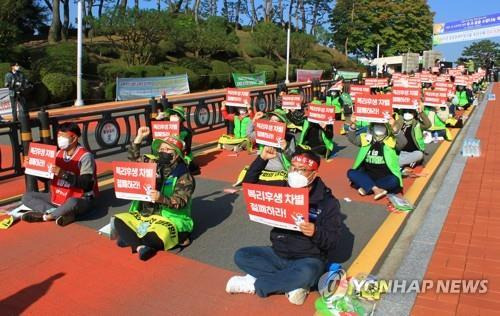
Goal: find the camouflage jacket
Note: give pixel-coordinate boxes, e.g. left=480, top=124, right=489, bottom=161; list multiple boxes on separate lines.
left=127, top=142, right=195, bottom=215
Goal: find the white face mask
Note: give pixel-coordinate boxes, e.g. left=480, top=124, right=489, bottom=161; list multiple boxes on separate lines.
left=170, top=115, right=180, bottom=122
left=57, top=137, right=71, bottom=150
left=239, top=110, right=248, bottom=116
left=287, top=171, right=310, bottom=188
left=373, top=125, right=387, bottom=136
left=14, top=66, right=20, bottom=71
left=403, top=113, right=414, bottom=121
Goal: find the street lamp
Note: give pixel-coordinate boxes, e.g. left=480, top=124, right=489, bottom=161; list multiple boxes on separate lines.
left=285, top=25, right=291, bottom=84
left=75, top=0, right=84, bottom=106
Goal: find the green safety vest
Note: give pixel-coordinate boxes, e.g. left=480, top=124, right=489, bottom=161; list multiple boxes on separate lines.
left=234, top=116, right=251, bottom=139
left=412, top=123, right=426, bottom=151
left=326, top=96, right=342, bottom=113
left=129, top=166, right=193, bottom=233
left=455, top=91, right=469, bottom=107
left=352, top=134, right=403, bottom=187
left=298, top=120, right=334, bottom=154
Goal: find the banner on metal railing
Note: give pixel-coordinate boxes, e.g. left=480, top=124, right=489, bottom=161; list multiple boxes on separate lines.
left=232, top=72, right=266, bottom=88
left=336, top=71, right=360, bottom=80
left=0, top=88, right=11, bottom=116
left=296, top=69, right=323, bottom=82
left=116, top=74, right=190, bottom=101
left=433, top=13, right=500, bottom=45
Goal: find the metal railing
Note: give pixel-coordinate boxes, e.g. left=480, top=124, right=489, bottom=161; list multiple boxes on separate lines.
left=0, top=79, right=336, bottom=181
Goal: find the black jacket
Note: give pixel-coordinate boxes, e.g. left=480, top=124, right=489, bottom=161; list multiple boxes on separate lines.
left=243, top=156, right=342, bottom=260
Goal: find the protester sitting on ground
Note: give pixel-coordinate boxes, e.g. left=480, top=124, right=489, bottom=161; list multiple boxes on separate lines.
left=275, top=82, right=288, bottom=109
left=298, top=100, right=334, bottom=158
left=21, top=122, right=98, bottom=226
left=234, top=109, right=296, bottom=186
left=453, top=83, right=474, bottom=110
left=396, top=106, right=431, bottom=171
left=326, top=85, right=353, bottom=122
left=157, top=106, right=200, bottom=174
left=218, top=101, right=254, bottom=152
left=346, top=116, right=406, bottom=200
left=114, top=127, right=195, bottom=261
left=285, top=89, right=306, bottom=141
left=423, top=105, right=454, bottom=141
left=226, top=148, right=342, bottom=305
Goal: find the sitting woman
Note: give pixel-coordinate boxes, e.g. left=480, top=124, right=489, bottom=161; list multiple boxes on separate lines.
left=114, top=127, right=195, bottom=261
left=397, top=106, right=431, bottom=170
left=298, top=100, right=334, bottom=159
left=234, top=109, right=296, bottom=186
left=218, top=102, right=254, bottom=152
left=346, top=117, right=406, bottom=200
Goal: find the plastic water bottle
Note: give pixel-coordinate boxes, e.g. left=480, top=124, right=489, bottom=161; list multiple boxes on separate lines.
left=433, top=132, right=439, bottom=143
left=462, top=139, right=470, bottom=157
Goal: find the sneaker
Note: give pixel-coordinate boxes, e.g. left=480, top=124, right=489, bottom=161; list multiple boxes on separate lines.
left=358, top=188, right=367, bottom=196
left=225, top=274, right=256, bottom=294
left=373, top=189, right=388, bottom=200
left=138, top=246, right=157, bottom=261
left=21, top=211, right=45, bottom=223
left=286, top=288, right=309, bottom=305
left=56, top=213, right=75, bottom=227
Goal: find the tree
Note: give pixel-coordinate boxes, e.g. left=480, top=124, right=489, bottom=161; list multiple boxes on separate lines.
left=48, top=0, right=62, bottom=43
left=461, top=40, right=500, bottom=68
left=330, top=0, right=433, bottom=58
left=289, top=32, right=315, bottom=64
left=171, top=14, right=238, bottom=57
left=91, top=8, right=170, bottom=65
left=0, top=0, right=46, bottom=49
left=252, top=22, right=285, bottom=58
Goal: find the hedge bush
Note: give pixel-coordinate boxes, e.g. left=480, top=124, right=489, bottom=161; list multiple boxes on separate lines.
left=165, top=66, right=201, bottom=91
left=229, top=58, right=254, bottom=74
left=41, top=73, right=75, bottom=103
left=254, top=64, right=275, bottom=83
left=251, top=57, right=276, bottom=67
left=104, top=81, right=116, bottom=100
left=209, top=60, right=233, bottom=88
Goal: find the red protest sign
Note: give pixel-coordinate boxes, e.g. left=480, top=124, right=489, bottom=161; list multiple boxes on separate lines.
left=392, top=87, right=421, bottom=109
left=307, top=103, right=335, bottom=124
left=281, top=94, right=303, bottom=110
left=254, top=119, right=286, bottom=148
left=349, top=85, right=370, bottom=101
left=226, top=88, right=251, bottom=107
left=242, top=183, right=309, bottom=231
left=364, top=78, right=388, bottom=88
left=25, top=143, right=57, bottom=179
left=432, top=67, right=440, bottom=73
left=151, top=121, right=180, bottom=139
left=420, top=74, right=433, bottom=83
left=354, top=94, right=393, bottom=123
left=113, top=161, right=157, bottom=202
left=423, top=90, right=448, bottom=107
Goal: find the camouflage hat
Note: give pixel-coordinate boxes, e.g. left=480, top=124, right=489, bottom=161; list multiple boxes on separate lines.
left=152, top=135, right=185, bottom=158
left=267, top=108, right=289, bottom=124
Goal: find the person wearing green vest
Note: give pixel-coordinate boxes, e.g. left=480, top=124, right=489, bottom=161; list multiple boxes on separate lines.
left=452, top=83, right=473, bottom=110
left=325, top=85, right=353, bottom=122
left=298, top=100, right=335, bottom=158
left=466, top=59, right=475, bottom=75
left=285, top=89, right=306, bottom=142
left=347, top=117, right=406, bottom=200
left=396, top=107, right=431, bottom=169
left=233, top=109, right=296, bottom=186
left=218, top=101, right=254, bottom=152
left=115, top=128, right=195, bottom=261
left=423, top=104, right=453, bottom=141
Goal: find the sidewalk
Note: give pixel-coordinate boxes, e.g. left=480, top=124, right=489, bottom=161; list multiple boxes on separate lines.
left=411, top=85, right=500, bottom=315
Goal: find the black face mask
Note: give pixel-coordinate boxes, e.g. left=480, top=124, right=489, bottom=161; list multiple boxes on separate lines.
left=158, top=152, right=174, bottom=165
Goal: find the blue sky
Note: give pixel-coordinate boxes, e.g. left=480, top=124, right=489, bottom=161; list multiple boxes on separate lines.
left=64, top=0, right=499, bottom=62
